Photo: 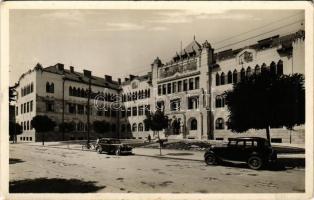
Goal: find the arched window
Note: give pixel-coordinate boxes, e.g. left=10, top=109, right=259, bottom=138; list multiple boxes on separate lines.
left=220, top=72, right=225, bottom=85
left=240, top=68, right=246, bottom=81
left=69, top=86, right=73, bottom=96
left=50, top=83, right=54, bottom=93
left=215, top=96, right=222, bottom=108
left=132, top=123, right=137, bottom=132
left=233, top=70, right=238, bottom=83
left=27, top=121, right=29, bottom=130
left=77, top=88, right=81, bottom=97
left=215, top=118, right=225, bottom=130
left=246, top=67, right=252, bottom=77
left=81, top=88, right=85, bottom=97
left=46, top=82, right=50, bottom=93
left=216, top=73, right=220, bottom=86
left=190, top=118, right=197, bottom=130
left=255, top=65, right=261, bottom=74
left=138, top=123, right=144, bottom=132
left=277, top=60, right=283, bottom=75
left=261, top=63, right=267, bottom=74
left=227, top=71, right=232, bottom=84
left=73, top=87, right=77, bottom=96
left=270, top=61, right=276, bottom=75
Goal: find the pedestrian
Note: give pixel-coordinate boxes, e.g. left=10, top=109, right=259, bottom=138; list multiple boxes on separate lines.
left=148, top=134, right=151, bottom=143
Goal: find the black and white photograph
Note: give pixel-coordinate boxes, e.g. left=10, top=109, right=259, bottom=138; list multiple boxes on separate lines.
left=1, top=1, right=313, bottom=200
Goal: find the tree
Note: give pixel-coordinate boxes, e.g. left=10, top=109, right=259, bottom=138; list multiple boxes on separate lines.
left=9, top=122, right=22, bottom=143
left=144, top=111, right=168, bottom=155
left=31, top=115, right=56, bottom=145
left=93, top=120, right=109, bottom=136
left=59, top=122, right=75, bottom=139
left=224, top=71, right=305, bottom=141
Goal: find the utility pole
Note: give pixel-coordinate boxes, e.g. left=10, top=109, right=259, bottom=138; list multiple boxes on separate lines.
left=87, top=78, right=91, bottom=145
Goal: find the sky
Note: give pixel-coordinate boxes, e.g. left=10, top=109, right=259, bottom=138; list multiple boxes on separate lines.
left=9, top=9, right=304, bottom=85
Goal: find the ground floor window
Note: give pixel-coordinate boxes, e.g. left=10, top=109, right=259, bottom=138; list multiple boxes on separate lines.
left=190, top=118, right=197, bottom=130
left=215, top=118, right=225, bottom=129
left=138, top=123, right=144, bottom=132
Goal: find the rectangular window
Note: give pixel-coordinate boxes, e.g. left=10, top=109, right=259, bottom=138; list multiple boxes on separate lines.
left=170, top=99, right=180, bottom=111
left=121, top=107, right=126, bottom=118
left=156, top=101, right=164, bottom=111
left=189, top=78, right=194, bottom=90
left=139, top=106, right=144, bottom=116
left=178, top=81, right=182, bottom=92
left=21, top=104, right=23, bottom=114
left=172, top=82, right=177, bottom=93
left=127, top=107, right=131, bottom=117
left=16, top=107, right=18, bottom=116
left=158, top=85, right=162, bottom=96
left=145, top=105, right=150, bottom=115
left=195, top=77, right=200, bottom=89
left=167, top=83, right=171, bottom=94
left=183, top=80, right=188, bottom=91
left=162, top=84, right=167, bottom=95
left=78, top=105, right=84, bottom=115
left=132, top=107, right=137, bottom=116
left=27, top=102, right=30, bottom=113
left=30, top=101, right=33, bottom=112
left=69, top=104, right=76, bottom=114
left=188, top=96, right=199, bottom=109
left=24, top=103, right=26, bottom=113
left=46, top=101, right=55, bottom=112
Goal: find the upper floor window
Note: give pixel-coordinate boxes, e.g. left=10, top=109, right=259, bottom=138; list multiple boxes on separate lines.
left=170, top=99, right=180, bottom=111
left=46, top=82, right=54, bottom=93
left=216, top=73, right=220, bottom=86
left=277, top=60, right=283, bottom=75
left=227, top=71, right=232, bottom=84
left=158, top=85, right=162, bottom=95
left=240, top=68, right=246, bottom=81
left=183, top=80, right=188, bottom=91
left=215, top=118, right=225, bottom=129
left=220, top=72, right=225, bottom=85
left=189, top=78, right=194, bottom=90
left=255, top=65, right=261, bottom=74
left=246, top=67, right=252, bottom=77
left=195, top=77, right=200, bottom=89
left=215, top=95, right=225, bottom=108
left=178, top=81, right=182, bottom=92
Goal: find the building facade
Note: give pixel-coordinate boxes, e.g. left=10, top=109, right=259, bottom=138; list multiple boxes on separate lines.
left=13, top=30, right=305, bottom=143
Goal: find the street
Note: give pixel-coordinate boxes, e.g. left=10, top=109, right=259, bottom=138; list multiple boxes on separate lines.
left=9, top=143, right=305, bottom=193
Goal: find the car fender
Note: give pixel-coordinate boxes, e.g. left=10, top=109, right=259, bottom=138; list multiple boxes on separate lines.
left=204, top=150, right=215, bottom=158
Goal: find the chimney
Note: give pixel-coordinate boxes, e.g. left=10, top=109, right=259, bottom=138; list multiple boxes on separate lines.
left=70, top=66, right=74, bottom=73
left=56, top=63, right=64, bottom=71
left=118, top=78, right=121, bottom=85
left=83, top=69, right=92, bottom=78
left=104, top=75, right=112, bottom=82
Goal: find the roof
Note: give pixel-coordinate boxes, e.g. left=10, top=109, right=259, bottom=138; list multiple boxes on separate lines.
left=43, top=65, right=120, bottom=90
left=214, top=30, right=305, bottom=62
left=172, top=39, right=202, bottom=61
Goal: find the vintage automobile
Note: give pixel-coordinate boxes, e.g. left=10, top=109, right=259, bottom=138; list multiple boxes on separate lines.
left=204, top=137, right=277, bottom=170
left=95, top=138, right=133, bottom=155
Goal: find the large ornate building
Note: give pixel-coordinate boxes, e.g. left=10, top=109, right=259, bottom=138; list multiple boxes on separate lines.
left=13, top=29, right=305, bottom=143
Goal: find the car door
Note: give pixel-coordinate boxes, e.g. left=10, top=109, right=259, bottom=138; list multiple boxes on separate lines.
left=221, top=140, right=238, bottom=160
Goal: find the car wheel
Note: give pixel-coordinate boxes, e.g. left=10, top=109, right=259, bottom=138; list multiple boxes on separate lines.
left=205, top=154, right=216, bottom=165
left=248, top=156, right=263, bottom=170
left=115, top=148, right=121, bottom=156
left=97, top=146, right=103, bottom=154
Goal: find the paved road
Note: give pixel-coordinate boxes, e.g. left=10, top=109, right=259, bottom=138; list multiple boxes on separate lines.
left=9, top=143, right=305, bottom=193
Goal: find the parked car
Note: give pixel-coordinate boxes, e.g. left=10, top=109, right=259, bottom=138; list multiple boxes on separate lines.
left=95, top=138, right=133, bottom=155
left=204, top=137, right=277, bottom=170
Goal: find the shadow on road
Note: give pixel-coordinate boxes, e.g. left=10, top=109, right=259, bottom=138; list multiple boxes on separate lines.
left=219, top=157, right=305, bottom=171
left=9, top=158, right=25, bottom=165
left=10, top=178, right=106, bottom=193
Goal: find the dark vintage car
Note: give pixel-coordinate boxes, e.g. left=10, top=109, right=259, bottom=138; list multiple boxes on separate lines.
left=204, top=137, right=277, bottom=170
left=95, top=138, right=133, bottom=155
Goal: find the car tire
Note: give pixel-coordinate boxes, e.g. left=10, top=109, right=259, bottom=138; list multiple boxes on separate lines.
left=97, top=147, right=103, bottom=154
left=205, top=153, right=216, bottom=165
left=247, top=156, right=263, bottom=170
left=115, top=148, right=121, bottom=156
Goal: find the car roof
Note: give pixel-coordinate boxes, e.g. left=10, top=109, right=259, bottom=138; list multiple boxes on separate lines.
left=228, top=137, right=267, bottom=141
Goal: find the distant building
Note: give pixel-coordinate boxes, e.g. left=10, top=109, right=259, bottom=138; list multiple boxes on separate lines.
left=13, top=30, right=305, bottom=143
